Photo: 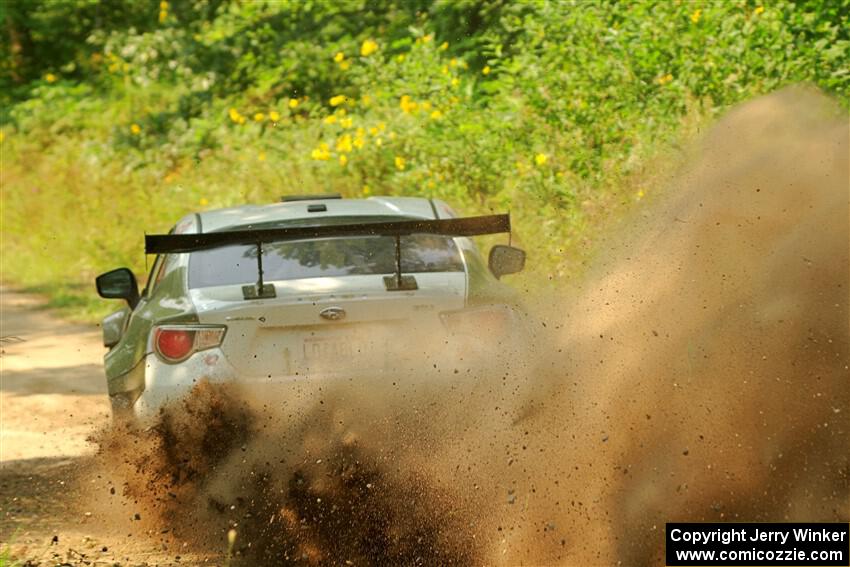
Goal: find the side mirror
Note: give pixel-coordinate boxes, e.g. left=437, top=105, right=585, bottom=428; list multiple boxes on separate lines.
left=96, top=268, right=140, bottom=309
left=488, top=245, right=526, bottom=279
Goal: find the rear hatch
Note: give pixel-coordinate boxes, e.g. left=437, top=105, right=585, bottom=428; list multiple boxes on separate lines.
left=191, top=273, right=464, bottom=378
left=185, top=228, right=469, bottom=378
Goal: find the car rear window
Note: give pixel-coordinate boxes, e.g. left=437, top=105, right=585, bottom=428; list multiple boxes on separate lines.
left=188, top=234, right=464, bottom=289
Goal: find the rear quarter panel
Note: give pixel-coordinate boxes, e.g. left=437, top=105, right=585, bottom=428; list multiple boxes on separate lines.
left=104, top=264, right=197, bottom=396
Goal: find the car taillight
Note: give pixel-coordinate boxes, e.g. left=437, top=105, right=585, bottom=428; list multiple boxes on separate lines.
left=440, top=305, right=514, bottom=338
left=153, top=326, right=226, bottom=363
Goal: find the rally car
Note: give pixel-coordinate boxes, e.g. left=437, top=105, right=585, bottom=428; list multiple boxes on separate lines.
left=95, top=195, right=525, bottom=418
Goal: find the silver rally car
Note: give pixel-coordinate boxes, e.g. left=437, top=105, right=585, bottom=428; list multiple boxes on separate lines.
left=96, top=195, right=526, bottom=418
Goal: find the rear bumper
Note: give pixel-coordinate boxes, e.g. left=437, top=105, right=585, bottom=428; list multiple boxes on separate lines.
left=128, top=305, right=528, bottom=419
left=132, top=347, right=418, bottom=419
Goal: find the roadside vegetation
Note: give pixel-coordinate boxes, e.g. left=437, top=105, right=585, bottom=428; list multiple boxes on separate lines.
left=1, top=0, right=847, bottom=321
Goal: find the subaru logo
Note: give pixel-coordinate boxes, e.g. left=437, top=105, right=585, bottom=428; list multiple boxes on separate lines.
left=319, top=306, right=346, bottom=321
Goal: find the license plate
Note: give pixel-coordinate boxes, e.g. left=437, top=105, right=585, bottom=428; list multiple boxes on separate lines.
left=303, top=336, right=374, bottom=360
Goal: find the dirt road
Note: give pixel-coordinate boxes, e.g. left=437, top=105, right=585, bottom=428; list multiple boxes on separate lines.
left=0, top=288, right=177, bottom=565
left=0, top=287, right=108, bottom=461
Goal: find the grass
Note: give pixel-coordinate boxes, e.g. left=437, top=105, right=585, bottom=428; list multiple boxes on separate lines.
left=0, top=537, right=21, bottom=567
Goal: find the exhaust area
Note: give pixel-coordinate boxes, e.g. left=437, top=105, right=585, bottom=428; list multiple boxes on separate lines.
left=91, top=87, right=848, bottom=565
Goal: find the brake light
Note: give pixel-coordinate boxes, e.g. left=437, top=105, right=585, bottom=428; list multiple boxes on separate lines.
left=153, top=326, right=226, bottom=363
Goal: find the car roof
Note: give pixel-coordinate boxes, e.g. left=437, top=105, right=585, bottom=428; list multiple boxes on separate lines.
left=196, top=196, right=443, bottom=233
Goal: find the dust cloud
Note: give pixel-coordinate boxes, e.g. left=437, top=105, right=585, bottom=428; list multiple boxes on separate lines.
left=92, top=87, right=848, bottom=566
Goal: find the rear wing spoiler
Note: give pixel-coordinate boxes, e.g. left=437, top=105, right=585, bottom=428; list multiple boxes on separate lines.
left=145, top=214, right=510, bottom=255
left=145, top=213, right=511, bottom=297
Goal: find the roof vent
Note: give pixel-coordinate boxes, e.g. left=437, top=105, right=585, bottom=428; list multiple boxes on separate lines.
left=281, top=193, right=342, bottom=202
left=307, top=204, right=327, bottom=212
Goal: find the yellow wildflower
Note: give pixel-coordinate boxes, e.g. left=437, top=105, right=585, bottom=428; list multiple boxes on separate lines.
left=396, top=54, right=405, bottom=63
left=324, top=115, right=338, bottom=125
left=441, top=65, right=449, bottom=75
left=482, top=65, right=491, bottom=75
left=360, top=39, right=378, bottom=57
left=159, top=8, right=168, bottom=23
left=369, top=127, right=379, bottom=136
left=269, top=111, right=281, bottom=122
left=690, top=8, right=701, bottom=23
left=310, top=143, right=331, bottom=161
left=229, top=108, right=243, bottom=123
left=450, top=58, right=458, bottom=67
left=353, top=136, right=365, bottom=149
left=336, top=134, right=353, bottom=153
left=429, top=110, right=443, bottom=120
left=288, top=98, right=299, bottom=109
left=423, top=33, right=433, bottom=43
left=160, top=1, right=169, bottom=8
left=394, top=156, right=406, bottom=171
left=334, top=52, right=345, bottom=63
left=534, top=153, right=548, bottom=166
left=362, top=185, right=371, bottom=196
left=375, top=137, right=383, bottom=147
left=45, top=73, right=57, bottom=83
left=339, top=60, right=351, bottom=71
left=440, top=41, right=449, bottom=51
left=361, top=94, right=372, bottom=106
left=253, top=112, right=265, bottom=122
left=339, top=154, right=348, bottom=166
left=377, top=122, right=386, bottom=131
left=399, top=95, right=418, bottom=114
left=258, top=152, right=266, bottom=162
left=330, top=94, right=347, bottom=106
left=199, top=197, right=209, bottom=207
left=451, top=77, right=460, bottom=88
left=657, top=73, right=674, bottom=85
left=754, top=5, right=765, bottom=14
left=337, top=108, right=347, bottom=116
left=0, top=131, right=4, bottom=144
left=130, top=123, right=141, bottom=135
left=340, top=117, right=353, bottom=129
left=421, top=101, right=432, bottom=111
left=636, top=189, right=645, bottom=199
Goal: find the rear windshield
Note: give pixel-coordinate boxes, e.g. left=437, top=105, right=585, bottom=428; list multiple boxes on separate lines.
left=188, top=234, right=464, bottom=289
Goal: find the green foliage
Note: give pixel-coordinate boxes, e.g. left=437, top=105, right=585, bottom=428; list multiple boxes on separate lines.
left=1, top=0, right=847, bottom=320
